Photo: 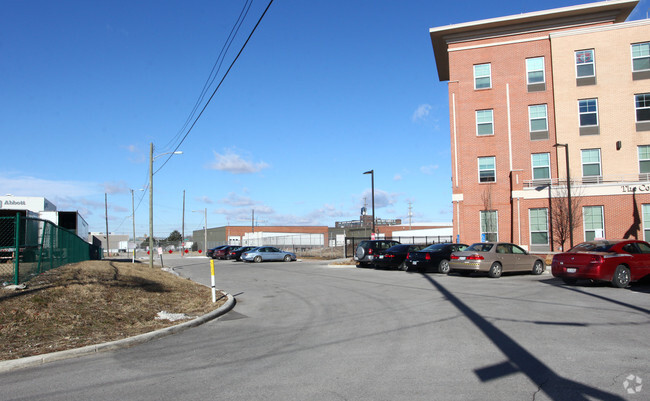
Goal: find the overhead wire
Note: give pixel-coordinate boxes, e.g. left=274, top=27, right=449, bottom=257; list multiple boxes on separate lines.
left=160, top=0, right=254, bottom=154
left=154, top=0, right=275, bottom=174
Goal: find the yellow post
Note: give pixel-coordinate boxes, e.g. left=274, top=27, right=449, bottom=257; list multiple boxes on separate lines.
left=210, top=259, right=216, bottom=303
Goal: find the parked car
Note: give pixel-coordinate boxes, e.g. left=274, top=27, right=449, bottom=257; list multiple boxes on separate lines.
left=212, top=245, right=238, bottom=260
left=374, top=244, right=426, bottom=270
left=228, top=246, right=257, bottom=261
left=207, top=245, right=227, bottom=258
left=404, top=243, right=469, bottom=273
left=449, top=242, right=545, bottom=278
left=354, top=240, right=400, bottom=268
left=551, top=239, right=650, bottom=288
left=242, top=246, right=297, bottom=263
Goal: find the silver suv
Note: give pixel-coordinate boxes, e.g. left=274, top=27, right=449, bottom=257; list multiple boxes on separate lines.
left=354, top=240, right=400, bottom=268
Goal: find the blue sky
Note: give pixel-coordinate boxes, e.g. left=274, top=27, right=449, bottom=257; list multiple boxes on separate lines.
left=2, top=0, right=648, bottom=238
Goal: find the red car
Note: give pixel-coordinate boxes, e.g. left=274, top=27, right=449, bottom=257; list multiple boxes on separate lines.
left=552, top=239, right=650, bottom=288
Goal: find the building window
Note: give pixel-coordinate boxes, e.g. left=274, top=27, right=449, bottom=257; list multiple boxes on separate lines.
left=532, top=153, right=550, bottom=181
left=474, top=63, right=491, bottom=89
left=636, top=94, right=650, bottom=122
left=478, top=156, right=496, bottom=183
left=581, top=149, right=602, bottom=183
left=643, top=205, right=650, bottom=241
left=632, top=43, right=650, bottom=72
left=576, top=49, right=595, bottom=77
left=583, top=206, right=604, bottom=241
left=480, top=210, right=498, bottom=242
left=529, top=104, right=547, bottom=131
left=529, top=208, right=548, bottom=245
left=639, top=145, right=650, bottom=180
left=578, top=99, right=598, bottom=127
left=476, top=109, right=493, bottom=136
left=526, top=57, right=545, bottom=84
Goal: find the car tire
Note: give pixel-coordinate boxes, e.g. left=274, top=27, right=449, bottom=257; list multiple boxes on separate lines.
left=532, top=260, right=545, bottom=275
left=438, top=259, right=450, bottom=274
left=488, top=262, right=502, bottom=278
left=254, top=256, right=262, bottom=263
left=562, top=278, right=577, bottom=285
left=611, top=265, right=631, bottom=288
left=283, top=254, right=292, bottom=262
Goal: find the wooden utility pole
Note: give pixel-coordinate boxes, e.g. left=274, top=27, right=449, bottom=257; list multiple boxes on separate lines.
left=105, top=193, right=109, bottom=258
left=182, top=190, right=185, bottom=257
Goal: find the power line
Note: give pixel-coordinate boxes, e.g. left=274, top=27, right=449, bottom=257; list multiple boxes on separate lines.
left=160, top=0, right=255, bottom=154
left=155, top=0, right=275, bottom=174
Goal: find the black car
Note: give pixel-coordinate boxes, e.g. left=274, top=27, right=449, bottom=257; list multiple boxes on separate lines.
left=228, top=246, right=257, bottom=261
left=404, top=243, right=469, bottom=273
left=374, top=244, right=426, bottom=270
left=354, top=239, right=400, bottom=268
left=213, top=245, right=239, bottom=260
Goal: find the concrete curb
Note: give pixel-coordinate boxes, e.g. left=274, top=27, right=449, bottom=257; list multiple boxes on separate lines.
left=0, top=293, right=236, bottom=373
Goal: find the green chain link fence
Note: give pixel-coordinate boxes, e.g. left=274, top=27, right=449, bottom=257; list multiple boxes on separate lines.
left=0, top=215, right=100, bottom=285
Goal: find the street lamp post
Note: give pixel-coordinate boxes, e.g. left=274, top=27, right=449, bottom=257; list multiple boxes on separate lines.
left=149, top=142, right=183, bottom=269
left=363, top=170, right=375, bottom=235
left=131, top=189, right=136, bottom=263
left=192, top=208, right=207, bottom=253
left=554, top=143, right=573, bottom=249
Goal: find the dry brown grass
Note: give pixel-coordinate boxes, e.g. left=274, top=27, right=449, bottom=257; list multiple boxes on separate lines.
left=0, top=260, right=226, bottom=361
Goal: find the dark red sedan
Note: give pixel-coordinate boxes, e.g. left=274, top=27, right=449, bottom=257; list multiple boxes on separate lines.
left=552, top=239, right=650, bottom=288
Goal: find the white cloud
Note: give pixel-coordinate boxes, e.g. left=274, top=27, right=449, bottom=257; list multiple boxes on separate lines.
left=195, top=196, right=214, bottom=204
left=103, top=181, right=129, bottom=194
left=219, top=192, right=257, bottom=207
left=412, top=104, right=432, bottom=122
left=0, top=173, right=99, bottom=198
left=360, top=189, right=398, bottom=209
left=394, top=174, right=402, bottom=181
left=420, top=165, right=439, bottom=175
left=207, top=149, right=269, bottom=174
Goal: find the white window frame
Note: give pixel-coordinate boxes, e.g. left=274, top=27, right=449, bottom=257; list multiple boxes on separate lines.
left=478, top=156, right=496, bottom=183
left=583, top=206, right=604, bottom=241
left=529, top=208, right=549, bottom=245
left=575, top=49, right=595, bottom=78
left=531, top=153, right=551, bottom=181
left=581, top=148, right=602, bottom=178
left=643, top=204, right=650, bottom=241
left=639, top=145, right=650, bottom=175
left=635, top=93, right=650, bottom=122
left=528, top=104, right=548, bottom=132
left=578, top=99, right=599, bottom=127
left=476, top=109, right=494, bottom=136
left=526, top=57, right=545, bottom=84
left=631, top=42, right=650, bottom=72
left=474, top=63, right=491, bottom=90
left=480, top=210, right=498, bottom=242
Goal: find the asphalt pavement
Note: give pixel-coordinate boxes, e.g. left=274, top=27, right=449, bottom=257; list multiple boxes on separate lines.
left=0, top=254, right=648, bottom=401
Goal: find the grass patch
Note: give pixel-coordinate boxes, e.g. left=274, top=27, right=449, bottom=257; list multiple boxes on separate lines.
left=0, top=260, right=225, bottom=361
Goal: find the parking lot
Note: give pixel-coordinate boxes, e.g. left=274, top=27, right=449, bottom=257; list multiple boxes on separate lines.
left=1, top=255, right=648, bottom=400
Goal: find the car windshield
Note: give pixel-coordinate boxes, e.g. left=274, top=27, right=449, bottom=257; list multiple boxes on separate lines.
left=387, top=244, right=409, bottom=252
left=569, top=241, right=616, bottom=252
left=466, top=243, right=493, bottom=252
left=422, top=244, right=446, bottom=252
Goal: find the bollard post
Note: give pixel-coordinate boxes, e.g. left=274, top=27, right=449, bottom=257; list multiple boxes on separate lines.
left=210, top=259, right=216, bottom=303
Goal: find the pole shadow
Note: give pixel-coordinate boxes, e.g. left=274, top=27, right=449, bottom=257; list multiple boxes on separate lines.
left=420, top=273, right=625, bottom=400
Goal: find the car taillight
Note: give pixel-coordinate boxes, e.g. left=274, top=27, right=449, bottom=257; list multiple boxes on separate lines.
left=425, top=253, right=431, bottom=260
left=368, top=248, right=373, bottom=255
left=590, top=255, right=604, bottom=264
left=451, top=255, right=459, bottom=260
left=406, top=252, right=410, bottom=259
left=467, top=254, right=484, bottom=260
left=385, top=254, right=394, bottom=258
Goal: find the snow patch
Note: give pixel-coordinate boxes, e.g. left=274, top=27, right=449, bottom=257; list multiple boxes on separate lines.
left=155, top=311, right=192, bottom=322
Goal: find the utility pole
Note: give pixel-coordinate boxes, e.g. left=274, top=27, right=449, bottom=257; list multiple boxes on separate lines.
left=149, top=142, right=154, bottom=269
left=252, top=209, right=255, bottom=233
left=105, top=193, right=109, bottom=258
left=408, top=202, right=413, bottom=230
left=131, top=189, right=136, bottom=263
left=182, top=190, right=185, bottom=257
left=203, top=208, right=207, bottom=253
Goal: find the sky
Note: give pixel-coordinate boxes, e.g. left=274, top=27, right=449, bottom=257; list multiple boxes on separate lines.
left=2, top=0, right=649, bottom=238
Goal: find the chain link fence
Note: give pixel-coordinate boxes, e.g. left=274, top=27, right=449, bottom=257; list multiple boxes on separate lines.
left=0, top=216, right=100, bottom=285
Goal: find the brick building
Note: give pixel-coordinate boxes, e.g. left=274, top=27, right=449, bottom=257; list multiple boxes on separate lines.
left=430, top=0, right=650, bottom=251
